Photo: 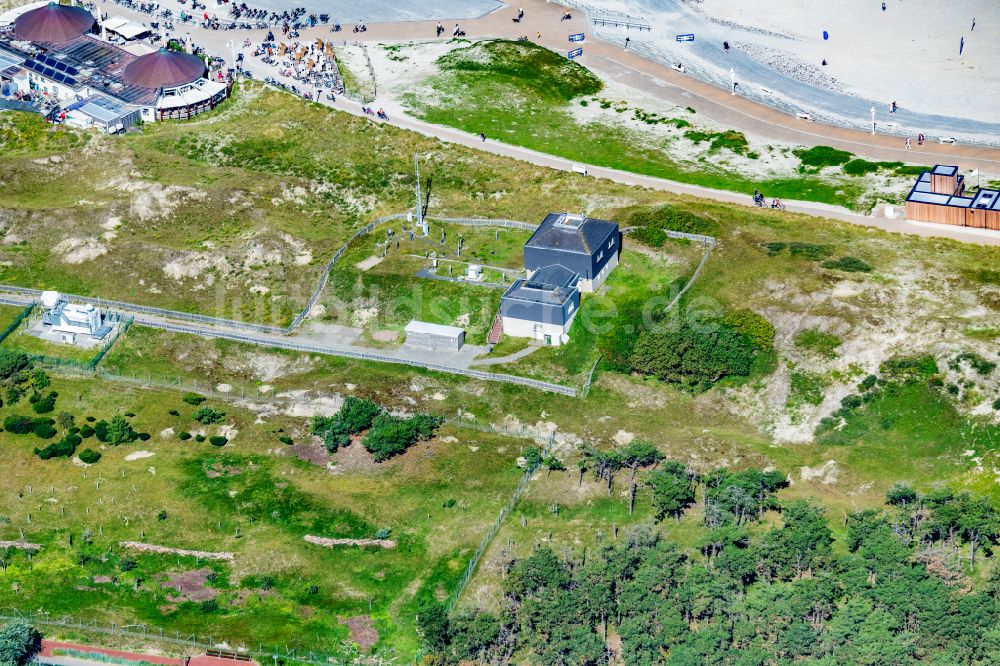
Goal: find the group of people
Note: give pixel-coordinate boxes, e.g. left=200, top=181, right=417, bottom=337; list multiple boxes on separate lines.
left=753, top=189, right=784, bottom=209
left=361, top=106, right=388, bottom=120
left=435, top=22, right=466, bottom=37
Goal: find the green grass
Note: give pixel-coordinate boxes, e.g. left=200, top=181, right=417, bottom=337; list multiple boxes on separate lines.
left=795, top=145, right=853, bottom=168
left=405, top=40, right=865, bottom=209
left=794, top=329, right=843, bottom=358
left=0, top=373, right=525, bottom=658
left=1, top=328, right=101, bottom=364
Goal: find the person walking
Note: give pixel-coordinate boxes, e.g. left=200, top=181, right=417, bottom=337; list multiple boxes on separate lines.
left=624, top=36, right=630, bottom=49
left=905, top=136, right=912, bottom=150
left=480, top=131, right=486, bottom=142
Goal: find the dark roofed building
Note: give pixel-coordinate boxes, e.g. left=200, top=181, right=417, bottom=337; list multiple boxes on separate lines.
left=14, top=3, right=94, bottom=43
left=524, top=212, right=620, bottom=291
left=122, top=48, right=205, bottom=89
left=499, top=264, right=581, bottom=346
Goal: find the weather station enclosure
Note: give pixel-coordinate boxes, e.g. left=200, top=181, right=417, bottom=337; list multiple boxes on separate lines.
left=404, top=320, right=466, bottom=351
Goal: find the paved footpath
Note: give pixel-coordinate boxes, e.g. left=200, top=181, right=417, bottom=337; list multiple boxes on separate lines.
left=95, top=0, right=1000, bottom=248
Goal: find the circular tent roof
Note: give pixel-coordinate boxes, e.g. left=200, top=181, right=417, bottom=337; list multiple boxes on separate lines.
left=122, top=48, right=206, bottom=89
left=14, top=2, right=95, bottom=43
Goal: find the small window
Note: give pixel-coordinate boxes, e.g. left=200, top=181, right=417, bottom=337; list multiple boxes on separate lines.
left=597, top=251, right=604, bottom=262
left=567, top=302, right=575, bottom=314
left=609, top=236, right=615, bottom=247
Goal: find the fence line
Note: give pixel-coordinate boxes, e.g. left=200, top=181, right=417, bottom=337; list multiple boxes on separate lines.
left=444, top=444, right=550, bottom=614
left=581, top=353, right=603, bottom=397
left=0, top=214, right=537, bottom=340
left=0, top=303, right=33, bottom=345
left=0, top=611, right=350, bottom=666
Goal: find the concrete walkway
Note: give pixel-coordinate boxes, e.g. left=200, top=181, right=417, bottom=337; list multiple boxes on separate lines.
left=90, top=0, right=1000, bottom=249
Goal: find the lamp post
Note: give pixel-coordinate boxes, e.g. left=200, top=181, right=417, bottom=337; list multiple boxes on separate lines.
left=870, top=106, right=876, bottom=135
left=730, top=67, right=736, bottom=95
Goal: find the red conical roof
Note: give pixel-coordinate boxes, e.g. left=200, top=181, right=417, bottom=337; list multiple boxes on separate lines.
left=14, top=3, right=95, bottom=43
left=122, top=48, right=206, bottom=89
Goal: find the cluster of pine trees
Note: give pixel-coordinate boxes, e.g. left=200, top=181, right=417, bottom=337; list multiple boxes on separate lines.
left=419, top=469, right=1000, bottom=665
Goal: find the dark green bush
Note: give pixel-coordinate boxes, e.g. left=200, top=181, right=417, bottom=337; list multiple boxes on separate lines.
left=209, top=435, right=228, bottom=447
left=178, top=431, right=192, bottom=440
left=279, top=435, right=293, bottom=445
left=723, top=309, right=775, bottom=352
left=193, top=407, right=225, bottom=425
left=362, top=412, right=442, bottom=462
left=137, top=432, right=151, bottom=441
left=3, top=415, right=33, bottom=435
left=629, top=321, right=756, bottom=391
left=195, top=434, right=206, bottom=443
left=78, top=449, right=102, bottom=464
left=880, top=355, right=939, bottom=381
left=80, top=426, right=95, bottom=438
left=32, top=419, right=57, bottom=439
left=312, top=396, right=383, bottom=452
left=795, top=145, right=853, bottom=167
left=183, top=393, right=207, bottom=406
left=821, top=256, right=873, bottom=273
left=950, top=351, right=997, bottom=376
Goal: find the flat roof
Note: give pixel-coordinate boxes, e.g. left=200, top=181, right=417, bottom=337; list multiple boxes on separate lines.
left=404, top=320, right=464, bottom=337
left=971, top=188, right=1000, bottom=211
left=931, top=165, right=958, bottom=176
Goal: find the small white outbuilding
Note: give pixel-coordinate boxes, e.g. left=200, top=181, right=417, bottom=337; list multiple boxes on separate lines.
left=404, top=320, right=465, bottom=351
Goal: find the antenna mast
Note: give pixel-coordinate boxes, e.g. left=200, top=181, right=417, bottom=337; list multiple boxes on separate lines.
left=414, top=154, right=427, bottom=236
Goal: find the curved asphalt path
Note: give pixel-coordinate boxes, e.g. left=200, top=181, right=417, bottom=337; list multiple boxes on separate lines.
left=93, top=0, right=1000, bottom=246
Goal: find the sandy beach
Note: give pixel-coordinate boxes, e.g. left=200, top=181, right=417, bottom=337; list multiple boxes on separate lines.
left=582, top=0, right=999, bottom=128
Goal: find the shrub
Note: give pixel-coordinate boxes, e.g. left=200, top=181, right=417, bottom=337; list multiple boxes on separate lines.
left=794, top=329, right=843, bottom=358
left=625, top=205, right=718, bottom=237
left=0, top=349, right=32, bottom=381
left=279, top=435, right=293, bottom=445
left=80, top=426, right=95, bottom=438
left=209, top=435, right=228, bottom=447
left=94, top=420, right=109, bottom=442
left=795, top=145, right=853, bottom=168
left=843, top=159, right=881, bottom=176
left=821, top=256, right=873, bottom=273
left=629, top=321, right=756, bottom=391
left=840, top=395, right=863, bottom=410
left=178, top=431, right=192, bottom=441
left=880, top=355, right=939, bottom=381
left=78, top=449, right=101, bottom=464
left=859, top=374, right=878, bottom=391
left=950, top=351, right=997, bottom=376
left=362, top=412, right=442, bottom=462
left=32, top=419, right=57, bottom=439
left=374, top=528, right=392, bottom=539
left=788, top=372, right=827, bottom=407
left=199, top=599, right=218, bottom=614
left=120, top=558, right=137, bottom=572
left=195, top=434, right=206, bottom=443
left=3, top=415, right=33, bottom=435
left=168, top=409, right=180, bottom=417
left=35, top=435, right=77, bottom=459
left=764, top=242, right=833, bottom=261
left=137, top=432, right=151, bottom=441
left=183, top=393, right=207, bottom=406
left=105, top=415, right=136, bottom=445
left=723, top=309, right=775, bottom=352
left=157, top=510, right=168, bottom=520
left=312, top=396, right=382, bottom=452
left=193, top=407, right=225, bottom=425
left=993, top=398, right=1000, bottom=410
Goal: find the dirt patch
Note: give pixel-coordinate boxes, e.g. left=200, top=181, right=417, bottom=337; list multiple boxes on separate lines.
left=304, top=535, right=397, bottom=549
left=0, top=540, right=41, bottom=550
left=340, top=615, right=379, bottom=652
left=119, top=541, right=233, bottom=561
left=93, top=575, right=114, bottom=584
left=330, top=437, right=379, bottom=472
left=290, top=442, right=331, bottom=467
left=355, top=255, right=383, bottom=271
left=124, top=450, right=155, bottom=461
left=162, top=568, right=218, bottom=603
left=205, top=463, right=242, bottom=478
left=371, top=329, right=399, bottom=342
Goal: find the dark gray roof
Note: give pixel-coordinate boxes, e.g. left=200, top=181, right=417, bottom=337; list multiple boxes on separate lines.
left=932, top=165, right=958, bottom=176
left=530, top=264, right=578, bottom=289
left=905, top=168, right=972, bottom=209
left=525, top=212, right=618, bottom=255
left=502, top=264, right=579, bottom=307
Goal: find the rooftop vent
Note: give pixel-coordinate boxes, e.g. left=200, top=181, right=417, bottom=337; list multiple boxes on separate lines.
left=556, top=213, right=585, bottom=229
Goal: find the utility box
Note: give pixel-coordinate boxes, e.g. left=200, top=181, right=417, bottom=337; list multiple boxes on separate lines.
left=404, top=320, right=465, bottom=351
